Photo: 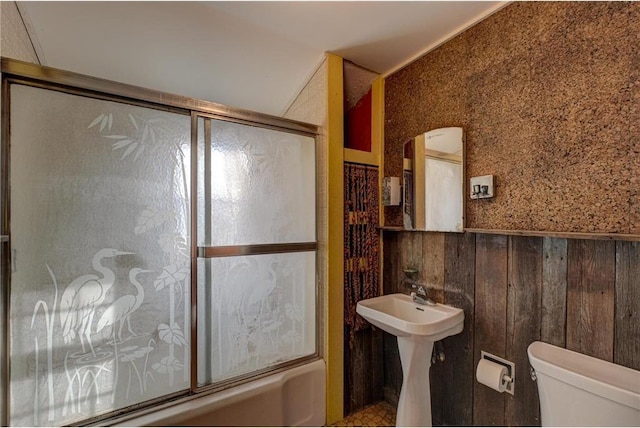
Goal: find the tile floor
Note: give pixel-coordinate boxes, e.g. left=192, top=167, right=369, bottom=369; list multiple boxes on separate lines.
left=330, top=401, right=396, bottom=427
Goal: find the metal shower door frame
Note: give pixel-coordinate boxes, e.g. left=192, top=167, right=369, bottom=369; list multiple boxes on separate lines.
left=0, top=57, right=320, bottom=426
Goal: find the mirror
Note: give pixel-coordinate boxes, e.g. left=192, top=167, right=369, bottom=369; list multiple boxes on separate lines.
left=403, top=127, right=464, bottom=232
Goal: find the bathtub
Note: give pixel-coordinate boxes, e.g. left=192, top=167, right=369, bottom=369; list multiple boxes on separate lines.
left=114, top=359, right=326, bottom=427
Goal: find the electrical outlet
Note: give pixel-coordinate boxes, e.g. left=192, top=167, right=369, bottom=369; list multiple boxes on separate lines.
left=470, top=175, right=494, bottom=199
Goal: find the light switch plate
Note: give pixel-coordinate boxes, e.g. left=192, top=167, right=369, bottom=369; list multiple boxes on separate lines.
left=470, top=175, right=494, bottom=199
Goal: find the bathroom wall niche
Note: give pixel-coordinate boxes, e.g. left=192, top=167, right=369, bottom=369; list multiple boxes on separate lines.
left=403, top=127, right=464, bottom=232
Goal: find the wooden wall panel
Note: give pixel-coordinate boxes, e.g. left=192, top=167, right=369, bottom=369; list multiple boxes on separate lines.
left=541, top=238, right=568, bottom=346
left=566, top=240, right=615, bottom=361
left=441, top=232, right=476, bottom=426
left=382, top=232, right=637, bottom=426
left=344, top=328, right=384, bottom=415
left=400, top=232, right=423, bottom=291
left=371, top=329, right=385, bottom=403
left=473, top=234, right=508, bottom=426
left=382, top=330, right=402, bottom=408
left=614, top=241, right=640, bottom=370
left=381, top=232, right=403, bottom=406
left=423, top=232, right=446, bottom=302
left=383, top=232, right=400, bottom=295
left=505, top=236, right=542, bottom=426
left=423, top=233, right=447, bottom=425
left=428, top=357, right=444, bottom=426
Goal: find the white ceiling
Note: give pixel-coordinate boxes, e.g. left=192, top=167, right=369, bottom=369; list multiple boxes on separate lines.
left=18, top=1, right=505, bottom=116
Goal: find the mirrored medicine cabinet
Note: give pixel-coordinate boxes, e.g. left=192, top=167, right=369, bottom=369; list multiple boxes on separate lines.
left=403, top=127, right=464, bottom=232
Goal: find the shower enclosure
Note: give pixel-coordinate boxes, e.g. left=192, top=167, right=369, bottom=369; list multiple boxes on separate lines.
left=0, top=58, right=319, bottom=426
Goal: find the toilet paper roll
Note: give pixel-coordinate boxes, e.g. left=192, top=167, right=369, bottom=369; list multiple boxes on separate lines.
left=476, top=359, right=508, bottom=393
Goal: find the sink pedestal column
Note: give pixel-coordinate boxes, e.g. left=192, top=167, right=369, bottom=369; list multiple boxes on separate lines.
left=396, top=337, right=434, bottom=427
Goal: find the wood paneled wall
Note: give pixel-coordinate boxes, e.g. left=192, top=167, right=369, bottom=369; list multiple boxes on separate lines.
left=344, top=328, right=384, bottom=415
left=382, top=231, right=640, bottom=426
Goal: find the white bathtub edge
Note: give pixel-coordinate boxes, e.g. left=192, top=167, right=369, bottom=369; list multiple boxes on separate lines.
left=114, top=359, right=326, bottom=427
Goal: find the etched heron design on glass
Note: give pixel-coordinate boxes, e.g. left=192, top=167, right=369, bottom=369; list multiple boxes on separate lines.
left=96, top=268, right=152, bottom=342
left=60, top=248, right=134, bottom=356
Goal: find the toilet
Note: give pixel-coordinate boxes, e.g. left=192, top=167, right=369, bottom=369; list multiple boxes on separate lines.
left=527, top=341, right=640, bottom=427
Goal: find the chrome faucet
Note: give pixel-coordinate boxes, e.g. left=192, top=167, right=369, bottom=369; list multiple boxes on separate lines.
left=410, top=284, right=436, bottom=306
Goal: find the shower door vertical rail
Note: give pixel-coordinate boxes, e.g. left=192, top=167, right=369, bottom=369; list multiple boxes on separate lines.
left=1, top=76, right=11, bottom=428
left=190, top=112, right=200, bottom=393
left=201, top=118, right=213, bottom=385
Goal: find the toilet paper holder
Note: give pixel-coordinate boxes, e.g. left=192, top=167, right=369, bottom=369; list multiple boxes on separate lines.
left=480, top=351, right=515, bottom=395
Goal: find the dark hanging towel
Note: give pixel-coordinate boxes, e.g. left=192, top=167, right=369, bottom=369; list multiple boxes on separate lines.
left=344, top=162, right=380, bottom=349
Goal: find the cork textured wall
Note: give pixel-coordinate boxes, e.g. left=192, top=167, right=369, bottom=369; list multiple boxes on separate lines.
left=384, top=2, right=640, bottom=234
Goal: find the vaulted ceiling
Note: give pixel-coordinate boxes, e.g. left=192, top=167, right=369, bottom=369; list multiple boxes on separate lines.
left=19, top=1, right=505, bottom=116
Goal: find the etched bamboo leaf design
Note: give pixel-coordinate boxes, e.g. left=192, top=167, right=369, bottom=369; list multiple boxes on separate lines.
left=154, top=264, right=189, bottom=291
left=88, top=113, right=113, bottom=132
left=129, top=114, right=138, bottom=131
left=87, top=114, right=103, bottom=130
left=92, top=113, right=167, bottom=161
left=111, top=138, right=135, bottom=149
left=157, top=323, right=189, bottom=348
left=103, top=134, right=138, bottom=160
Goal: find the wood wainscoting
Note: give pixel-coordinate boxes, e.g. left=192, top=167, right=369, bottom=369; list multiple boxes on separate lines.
left=381, top=231, right=640, bottom=426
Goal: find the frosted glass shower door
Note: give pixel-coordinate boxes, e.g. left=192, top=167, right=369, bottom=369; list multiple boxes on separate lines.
left=196, top=118, right=317, bottom=386
left=8, top=85, right=191, bottom=426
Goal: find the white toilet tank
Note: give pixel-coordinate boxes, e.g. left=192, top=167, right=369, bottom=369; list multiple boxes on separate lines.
left=527, top=341, right=640, bottom=427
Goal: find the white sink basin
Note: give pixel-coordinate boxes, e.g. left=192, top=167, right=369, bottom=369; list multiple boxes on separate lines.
left=356, top=293, right=465, bottom=426
left=356, top=293, right=464, bottom=341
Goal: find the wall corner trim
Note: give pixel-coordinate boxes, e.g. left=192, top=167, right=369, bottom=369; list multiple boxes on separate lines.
left=325, top=52, right=345, bottom=425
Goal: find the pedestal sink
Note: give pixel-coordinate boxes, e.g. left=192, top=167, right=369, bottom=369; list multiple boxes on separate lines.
left=356, top=293, right=464, bottom=427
